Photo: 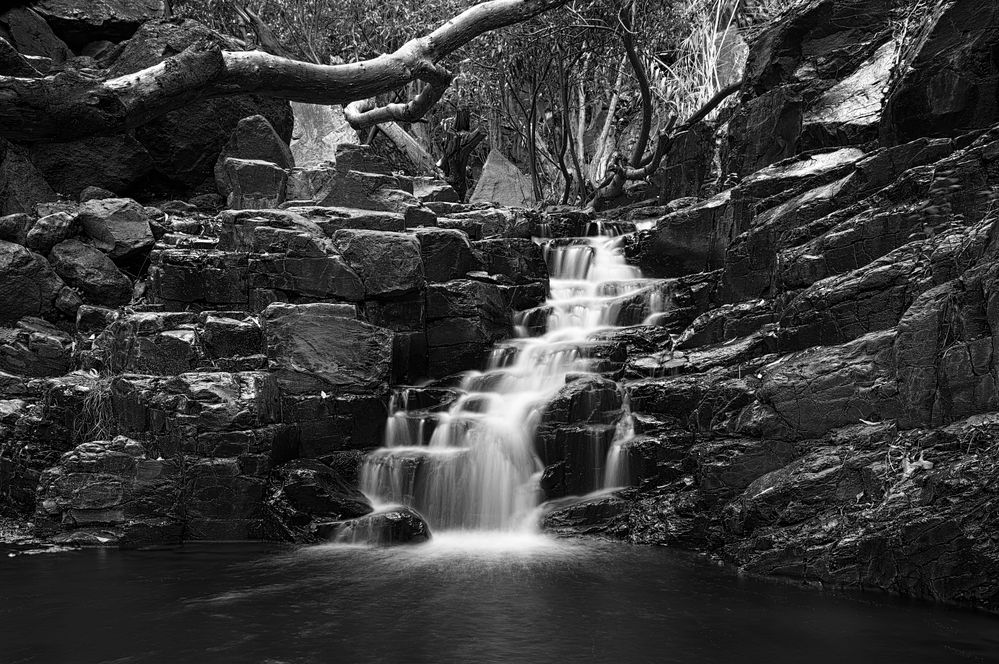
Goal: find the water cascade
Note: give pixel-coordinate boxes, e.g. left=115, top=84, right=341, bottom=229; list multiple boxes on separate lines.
left=360, top=224, right=661, bottom=532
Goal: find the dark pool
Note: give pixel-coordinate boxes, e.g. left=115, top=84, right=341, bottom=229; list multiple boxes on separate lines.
left=1, top=533, right=996, bottom=663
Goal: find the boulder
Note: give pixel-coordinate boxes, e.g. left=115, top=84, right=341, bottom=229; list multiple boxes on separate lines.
left=413, top=177, right=460, bottom=203
left=48, top=239, right=132, bottom=306
left=415, top=228, right=476, bottom=282
left=0, top=240, right=64, bottom=322
left=283, top=206, right=406, bottom=234
left=265, top=459, right=372, bottom=539
left=26, top=135, right=154, bottom=198
left=319, top=505, right=431, bottom=546
left=333, top=144, right=394, bottom=175
left=469, top=149, right=536, bottom=207
left=0, top=7, right=70, bottom=60
left=261, top=302, right=393, bottom=394
left=214, top=114, right=295, bottom=197
left=218, top=158, right=287, bottom=210
left=77, top=198, right=154, bottom=260
left=332, top=229, right=425, bottom=297
left=34, top=0, right=164, bottom=47
left=0, top=213, right=33, bottom=245
left=0, top=138, right=57, bottom=216
left=289, top=102, right=355, bottom=166
left=24, top=211, right=75, bottom=254
left=106, top=19, right=293, bottom=191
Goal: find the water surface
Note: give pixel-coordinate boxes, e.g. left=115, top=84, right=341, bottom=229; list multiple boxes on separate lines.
left=2, top=536, right=996, bottom=663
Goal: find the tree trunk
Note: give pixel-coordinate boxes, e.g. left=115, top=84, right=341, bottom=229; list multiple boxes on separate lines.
left=0, top=0, right=569, bottom=143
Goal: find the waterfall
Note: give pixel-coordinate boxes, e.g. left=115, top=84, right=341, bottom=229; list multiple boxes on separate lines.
left=360, top=226, right=658, bottom=532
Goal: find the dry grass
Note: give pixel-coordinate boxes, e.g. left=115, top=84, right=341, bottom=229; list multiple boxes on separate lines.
left=72, top=371, right=117, bottom=443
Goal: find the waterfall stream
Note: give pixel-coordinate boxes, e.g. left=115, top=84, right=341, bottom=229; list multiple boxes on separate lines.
left=360, top=223, right=660, bottom=532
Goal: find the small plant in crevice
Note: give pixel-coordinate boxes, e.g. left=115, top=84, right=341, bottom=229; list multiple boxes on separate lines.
left=72, top=370, right=118, bottom=444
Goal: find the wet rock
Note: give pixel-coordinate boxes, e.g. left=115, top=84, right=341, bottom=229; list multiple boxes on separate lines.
left=25, top=211, right=75, bottom=254
left=182, top=457, right=267, bottom=540
left=332, top=229, right=424, bottom=298
left=214, top=114, right=294, bottom=197
left=629, top=190, right=733, bottom=277
left=35, top=436, right=181, bottom=544
left=415, top=228, right=476, bottom=283
left=0, top=240, right=65, bottom=322
left=318, top=505, right=431, bottom=546
left=48, top=239, right=131, bottom=306
left=77, top=198, right=154, bottom=260
left=148, top=248, right=251, bottom=310
left=425, top=279, right=511, bottom=376
left=261, top=302, right=393, bottom=394
left=265, top=459, right=372, bottom=540
left=541, top=493, right=631, bottom=537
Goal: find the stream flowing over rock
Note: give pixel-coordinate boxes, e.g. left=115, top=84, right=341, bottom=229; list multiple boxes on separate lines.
left=3, top=0, right=999, bottom=617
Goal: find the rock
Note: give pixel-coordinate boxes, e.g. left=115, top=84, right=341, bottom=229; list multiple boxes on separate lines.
left=0, top=213, right=33, bottom=245
left=35, top=436, right=180, bottom=542
left=218, top=158, right=288, bottom=210
left=0, top=317, right=73, bottom=377
left=266, top=459, right=372, bottom=539
left=0, top=7, right=70, bottom=60
left=214, top=114, right=295, bottom=197
left=628, top=191, right=733, bottom=277
left=289, top=102, right=355, bottom=166
left=76, top=304, right=118, bottom=335
left=0, top=139, right=57, bottom=216
left=882, top=0, right=999, bottom=144
left=469, top=149, right=536, bottom=207
left=0, top=240, right=65, bottom=322
left=332, top=229, right=424, bottom=297
left=319, top=505, right=431, bottom=546
left=261, top=302, right=393, bottom=394
left=77, top=198, right=154, bottom=260
left=415, top=228, right=476, bottom=282
left=106, top=19, right=293, bottom=191
left=26, top=135, right=153, bottom=198
left=78, top=186, right=116, bottom=203
left=655, top=122, right=716, bottom=201
left=24, top=211, right=75, bottom=254
left=48, top=239, right=132, bottom=306
left=425, top=279, right=511, bottom=376
left=413, top=177, right=460, bottom=203
left=283, top=206, right=406, bottom=234
left=542, top=493, right=631, bottom=537
left=34, top=0, right=164, bottom=47
left=333, top=144, right=394, bottom=175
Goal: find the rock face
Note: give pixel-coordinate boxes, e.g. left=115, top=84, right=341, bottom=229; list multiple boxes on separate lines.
left=77, top=198, right=154, bottom=260
left=320, top=506, right=431, bottom=546
left=469, top=150, right=536, bottom=208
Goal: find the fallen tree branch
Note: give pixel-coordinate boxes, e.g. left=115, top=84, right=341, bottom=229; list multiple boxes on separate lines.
left=0, top=0, right=569, bottom=142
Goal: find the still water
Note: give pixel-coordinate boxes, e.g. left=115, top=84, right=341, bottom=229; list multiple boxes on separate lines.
left=2, top=535, right=996, bottom=663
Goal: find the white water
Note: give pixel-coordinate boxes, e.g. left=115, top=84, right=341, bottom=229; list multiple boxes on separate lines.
left=360, top=226, right=662, bottom=533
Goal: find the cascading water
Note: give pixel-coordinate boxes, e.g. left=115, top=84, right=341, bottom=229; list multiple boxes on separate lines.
left=360, top=223, right=661, bottom=533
